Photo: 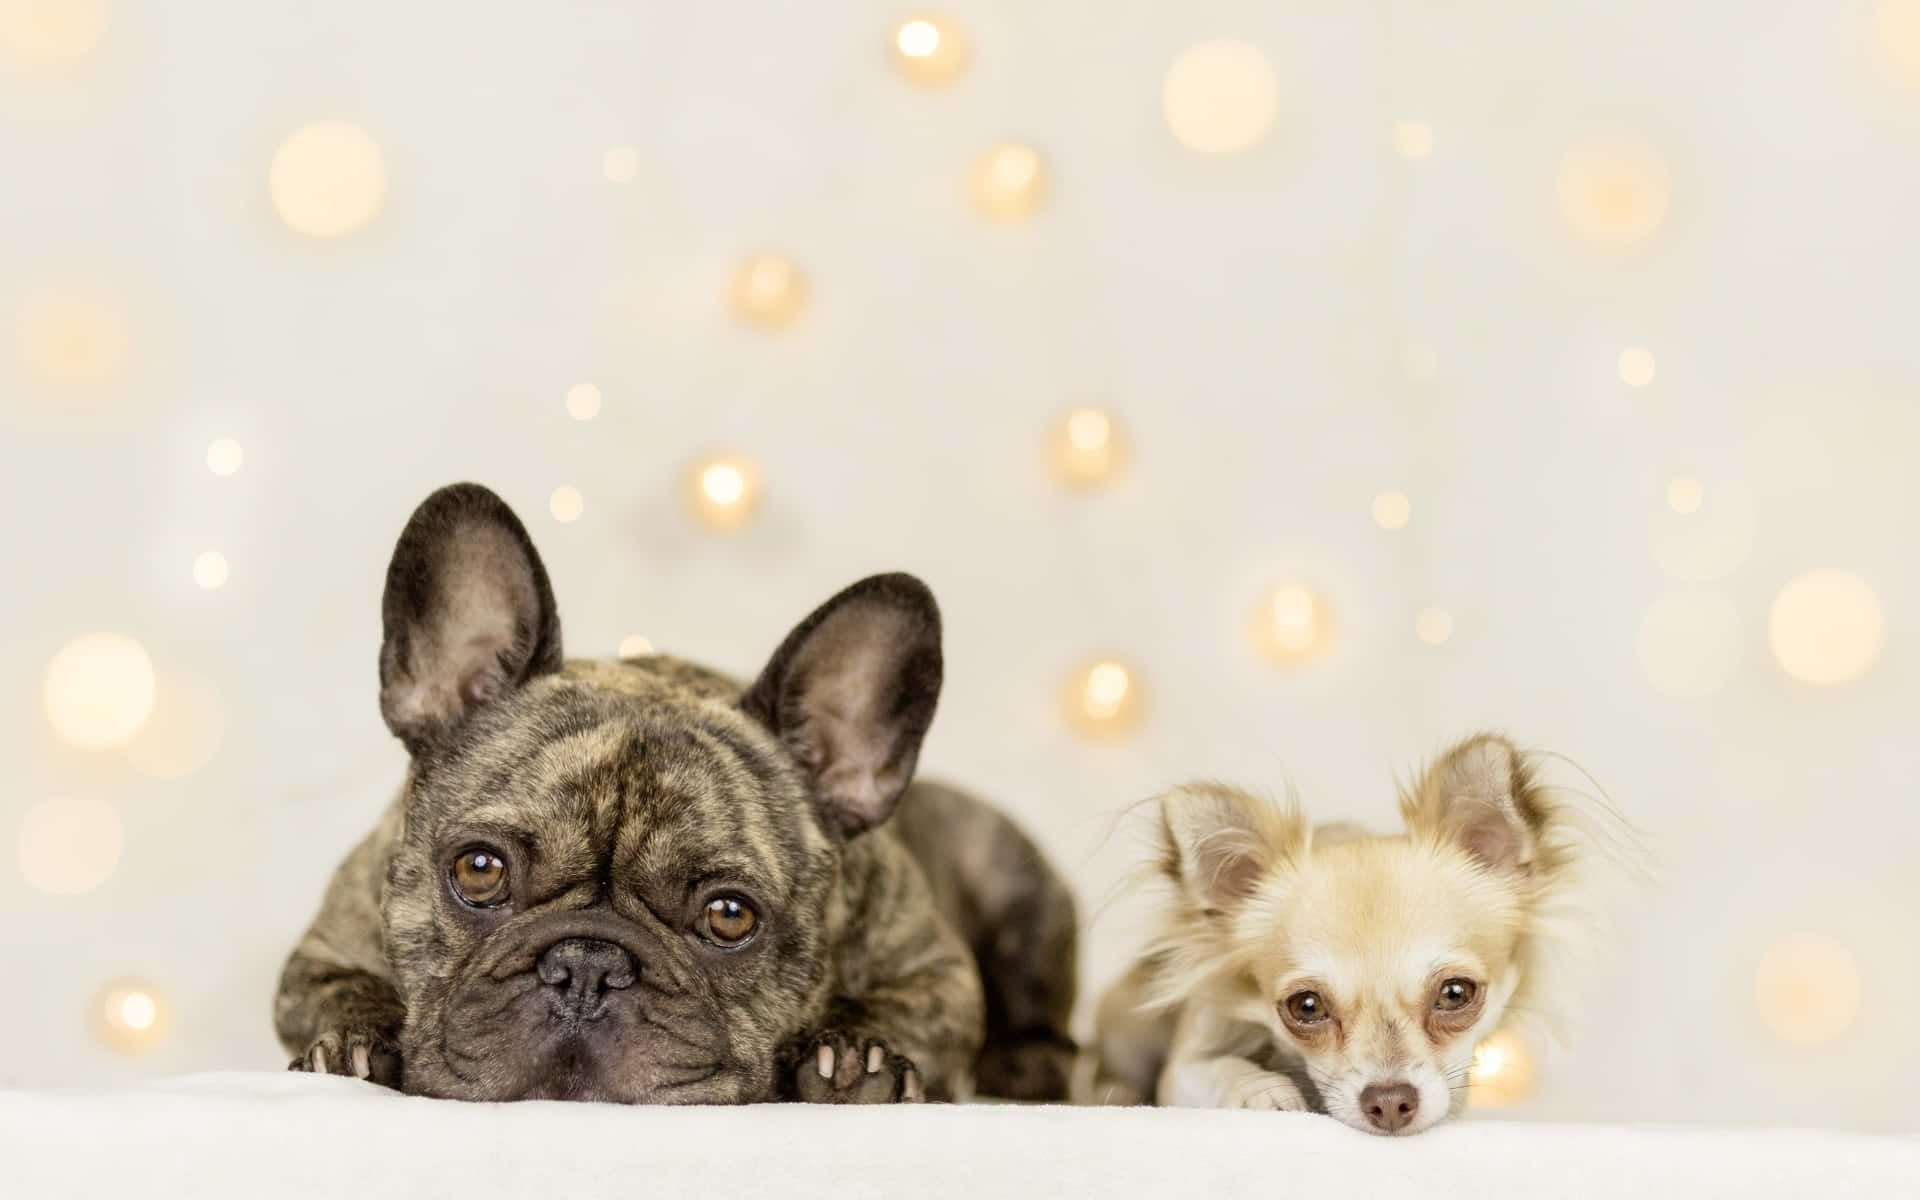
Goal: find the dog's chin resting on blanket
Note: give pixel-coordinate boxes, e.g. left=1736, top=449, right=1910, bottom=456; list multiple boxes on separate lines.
left=1093, top=734, right=1640, bottom=1135
left=275, top=483, right=1077, bottom=1105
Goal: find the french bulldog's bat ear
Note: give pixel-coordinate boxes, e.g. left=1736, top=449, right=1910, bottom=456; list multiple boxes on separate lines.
left=1156, top=783, right=1303, bottom=913
left=741, top=573, right=943, bottom=840
left=1403, top=733, right=1536, bottom=875
left=378, top=483, right=563, bottom=756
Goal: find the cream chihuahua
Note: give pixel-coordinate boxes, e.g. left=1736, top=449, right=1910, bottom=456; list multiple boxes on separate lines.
left=1092, top=733, right=1638, bottom=1135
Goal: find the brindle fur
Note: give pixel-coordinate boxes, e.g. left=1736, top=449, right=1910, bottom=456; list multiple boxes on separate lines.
left=274, top=483, right=1078, bottom=1104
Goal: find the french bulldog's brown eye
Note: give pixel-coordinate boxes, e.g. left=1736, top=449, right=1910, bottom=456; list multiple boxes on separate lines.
left=700, top=896, right=758, bottom=947
left=449, top=849, right=510, bottom=907
left=1435, top=978, right=1478, bottom=1011
left=1283, top=990, right=1329, bottom=1025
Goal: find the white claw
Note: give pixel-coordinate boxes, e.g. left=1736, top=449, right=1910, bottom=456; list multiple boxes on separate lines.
left=310, top=1046, right=328, bottom=1074
left=866, top=1045, right=884, bottom=1074
left=817, top=1044, right=835, bottom=1080
left=351, top=1045, right=371, bottom=1079
left=903, top=1070, right=924, bottom=1102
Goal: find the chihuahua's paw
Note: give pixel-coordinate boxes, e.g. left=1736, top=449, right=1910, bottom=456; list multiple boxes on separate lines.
left=793, top=1031, right=924, bottom=1104
left=288, top=1027, right=401, bottom=1088
left=1224, top=1071, right=1307, bottom=1111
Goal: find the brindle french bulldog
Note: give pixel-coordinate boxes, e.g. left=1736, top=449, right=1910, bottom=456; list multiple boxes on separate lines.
left=274, top=483, right=1077, bottom=1104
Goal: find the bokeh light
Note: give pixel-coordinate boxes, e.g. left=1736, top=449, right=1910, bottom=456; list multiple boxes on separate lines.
left=1049, top=406, right=1127, bottom=488
left=93, top=978, right=167, bottom=1055
left=1468, top=1029, right=1537, bottom=1108
left=16, top=289, right=127, bottom=390
left=617, top=634, right=654, bottom=658
left=17, top=796, right=122, bottom=896
left=1637, top=591, right=1742, bottom=698
left=269, top=120, right=387, bottom=239
left=602, top=145, right=639, bottom=183
left=1392, top=120, right=1434, bottom=160
left=565, top=382, right=601, bottom=421
left=192, top=551, right=228, bottom=591
left=1415, top=606, right=1454, bottom=646
left=1768, top=569, right=1884, bottom=687
left=1063, top=658, right=1142, bottom=739
left=969, top=143, right=1048, bottom=222
left=1665, top=476, right=1703, bottom=514
left=204, top=438, right=243, bottom=476
left=685, top=453, right=761, bottom=530
left=43, top=633, right=154, bottom=749
left=0, top=0, right=106, bottom=69
left=1557, top=127, right=1670, bottom=250
left=1163, top=40, right=1280, bottom=155
left=1878, top=0, right=1920, bottom=88
left=1371, top=490, right=1411, bottom=531
left=1252, top=583, right=1335, bottom=665
left=891, top=14, right=968, bottom=86
left=1756, top=933, right=1860, bottom=1046
left=125, top=670, right=225, bottom=780
left=548, top=486, right=584, bottom=524
left=728, top=253, right=808, bottom=331
left=1618, top=346, right=1656, bottom=387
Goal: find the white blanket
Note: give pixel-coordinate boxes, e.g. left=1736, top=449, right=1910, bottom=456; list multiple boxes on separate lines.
left=3, top=1073, right=1913, bottom=1199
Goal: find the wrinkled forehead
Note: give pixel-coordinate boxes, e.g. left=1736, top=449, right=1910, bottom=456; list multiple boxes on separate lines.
left=1259, top=840, right=1521, bottom=996
left=416, top=677, right=823, bottom=897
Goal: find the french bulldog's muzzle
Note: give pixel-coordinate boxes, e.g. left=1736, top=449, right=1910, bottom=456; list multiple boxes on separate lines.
left=424, top=909, right=745, bottom=1104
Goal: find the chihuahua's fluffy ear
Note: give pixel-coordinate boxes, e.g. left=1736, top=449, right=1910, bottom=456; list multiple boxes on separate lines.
left=1156, top=783, right=1306, bottom=914
left=1402, top=734, right=1539, bottom=875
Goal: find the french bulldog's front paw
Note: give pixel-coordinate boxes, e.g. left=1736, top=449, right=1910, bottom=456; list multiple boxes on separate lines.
left=289, top=1028, right=401, bottom=1088
left=1225, top=1070, right=1306, bottom=1111
left=793, top=1031, right=923, bottom=1104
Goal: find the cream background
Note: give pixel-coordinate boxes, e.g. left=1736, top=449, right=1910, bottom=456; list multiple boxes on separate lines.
left=2, top=1, right=1916, bottom=1132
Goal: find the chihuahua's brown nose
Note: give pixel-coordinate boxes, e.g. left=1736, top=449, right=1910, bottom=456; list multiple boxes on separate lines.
left=537, top=938, right=636, bottom=1021
left=1359, top=1082, right=1420, bottom=1133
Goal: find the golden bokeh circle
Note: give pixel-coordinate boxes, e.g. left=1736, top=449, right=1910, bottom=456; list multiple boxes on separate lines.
left=1062, top=658, right=1143, bottom=739
left=1557, top=127, right=1670, bottom=250
left=93, top=978, right=168, bottom=1055
left=1768, top=569, right=1885, bottom=687
left=43, top=632, right=154, bottom=748
left=1392, top=120, right=1434, bottom=161
left=1048, top=406, right=1127, bottom=488
left=969, top=143, right=1048, bottom=223
left=1415, top=606, right=1454, bottom=646
left=728, top=254, right=808, bottom=331
left=1163, top=40, right=1280, bottom=155
left=17, top=795, right=122, bottom=896
left=1371, top=490, right=1411, bottom=531
left=1755, top=933, right=1860, bottom=1046
left=891, top=14, right=969, bottom=87
left=0, top=0, right=106, bottom=69
left=269, top=120, right=387, bottom=239
left=16, top=290, right=127, bottom=389
left=1251, top=583, right=1335, bottom=665
left=1468, top=1029, right=1537, bottom=1108
left=685, top=453, right=761, bottom=531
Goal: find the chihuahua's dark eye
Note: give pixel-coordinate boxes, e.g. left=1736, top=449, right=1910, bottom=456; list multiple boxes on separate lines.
left=449, top=848, right=510, bottom=907
left=1283, top=990, right=1329, bottom=1025
left=699, top=896, right=758, bottom=947
left=1435, top=978, right=1478, bottom=1011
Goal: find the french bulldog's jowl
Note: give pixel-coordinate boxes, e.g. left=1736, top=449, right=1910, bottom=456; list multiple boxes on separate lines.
left=274, top=483, right=1078, bottom=1104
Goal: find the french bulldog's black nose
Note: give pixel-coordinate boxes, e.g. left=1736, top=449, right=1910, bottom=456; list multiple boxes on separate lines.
left=1359, top=1082, right=1420, bottom=1133
left=537, top=938, right=636, bottom=1021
